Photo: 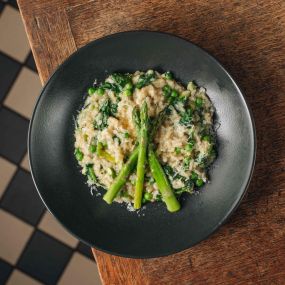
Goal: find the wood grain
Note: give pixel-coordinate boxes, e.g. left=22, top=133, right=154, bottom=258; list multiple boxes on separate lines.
left=18, top=7, right=77, bottom=84
left=17, top=0, right=285, bottom=284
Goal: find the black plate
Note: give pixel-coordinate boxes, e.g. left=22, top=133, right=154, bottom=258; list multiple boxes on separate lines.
left=29, top=31, right=256, bottom=258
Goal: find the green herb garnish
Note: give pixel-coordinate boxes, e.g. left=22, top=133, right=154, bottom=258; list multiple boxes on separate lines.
left=75, top=148, right=83, bottom=161
left=94, top=99, right=118, bottom=131
left=135, top=70, right=156, bottom=89
left=89, top=144, right=96, bottom=153
left=124, top=132, right=130, bottom=138
left=143, top=192, right=153, bottom=201
left=179, top=108, right=193, bottom=127
left=175, top=147, right=181, bottom=154
left=195, top=97, right=203, bottom=108
left=86, top=164, right=97, bottom=182
left=196, top=178, right=204, bottom=187
left=164, top=71, right=173, bottom=80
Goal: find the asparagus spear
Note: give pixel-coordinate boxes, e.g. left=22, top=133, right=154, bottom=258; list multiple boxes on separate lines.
left=133, top=105, right=168, bottom=142
left=133, top=104, right=179, bottom=211
left=102, top=107, right=142, bottom=205
left=103, top=147, right=139, bottom=204
left=134, top=102, right=149, bottom=209
left=148, top=106, right=180, bottom=212
left=149, top=106, right=169, bottom=140
left=148, top=146, right=181, bottom=212
left=103, top=104, right=176, bottom=210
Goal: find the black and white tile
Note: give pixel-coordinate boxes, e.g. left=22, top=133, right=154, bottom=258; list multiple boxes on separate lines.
left=17, top=231, right=73, bottom=285
left=0, top=259, right=13, bottom=285
left=1, top=169, right=46, bottom=225
left=0, top=1, right=101, bottom=284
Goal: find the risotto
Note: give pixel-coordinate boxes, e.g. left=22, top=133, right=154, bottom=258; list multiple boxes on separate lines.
left=74, top=70, right=216, bottom=212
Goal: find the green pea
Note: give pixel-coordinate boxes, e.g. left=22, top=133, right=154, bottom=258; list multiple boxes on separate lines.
left=195, top=97, right=203, bottom=107
left=125, top=82, right=133, bottom=90
left=89, top=144, right=96, bottom=153
left=175, top=147, right=181, bottom=154
left=196, top=178, right=204, bottom=187
left=97, top=87, right=105, bottom=96
left=162, top=85, right=171, bottom=97
left=123, top=89, right=132, bottom=96
left=124, top=132, right=130, bottom=138
left=164, top=71, right=173, bottom=80
left=144, top=192, right=153, bottom=201
left=88, top=87, right=96, bottom=95
left=185, top=143, right=193, bottom=151
left=171, top=90, right=179, bottom=98
left=191, top=171, right=198, bottom=181
left=202, top=135, right=210, bottom=142
left=75, top=148, right=83, bottom=161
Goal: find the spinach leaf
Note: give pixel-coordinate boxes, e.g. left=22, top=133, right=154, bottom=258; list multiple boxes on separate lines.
left=179, top=108, right=193, bottom=127
left=101, top=82, right=121, bottom=94
left=86, top=164, right=97, bottom=182
left=111, top=73, right=132, bottom=88
left=195, top=151, right=212, bottom=168
left=163, top=164, right=194, bottom=196
left=135, top=71, right=156, bottom=89
left=163, top=164, right=185, bottom=181
left=100, top=99, right=117, bottom=116
left=174, top=180, right=194, bottom=196
left=94, top=99, right=118, bottom=131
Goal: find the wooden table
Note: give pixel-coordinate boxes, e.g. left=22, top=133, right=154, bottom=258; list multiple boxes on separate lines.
left=18, top=0, right=285, bottom=284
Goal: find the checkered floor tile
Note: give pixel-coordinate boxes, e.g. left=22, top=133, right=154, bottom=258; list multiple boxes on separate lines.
left=0, top=1, right=101, bottom=284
